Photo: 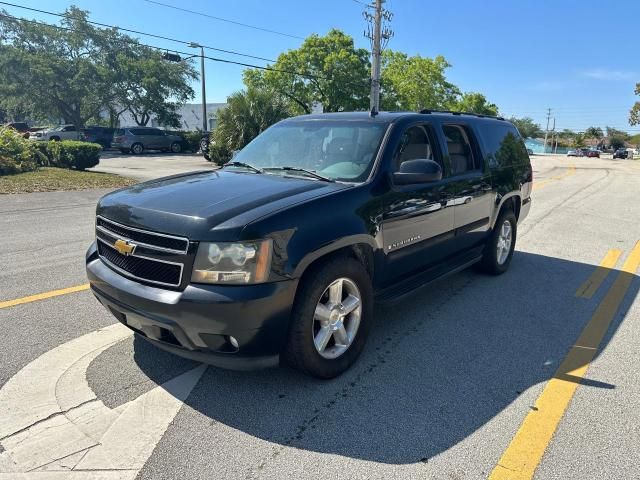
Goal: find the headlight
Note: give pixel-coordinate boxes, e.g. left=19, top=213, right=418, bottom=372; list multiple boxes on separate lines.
left=191, top=240, right=272, bottom=284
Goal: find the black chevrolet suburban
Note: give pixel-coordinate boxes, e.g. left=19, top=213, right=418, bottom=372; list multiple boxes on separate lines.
left=86, top=111, right=532, bottom=378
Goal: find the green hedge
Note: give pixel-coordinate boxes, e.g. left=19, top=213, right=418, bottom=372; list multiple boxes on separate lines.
left=167, top=130, right=203, bottom=152
left=34, top=140, right=101, bottom=170
left=0, top=127, right=42, bottom=175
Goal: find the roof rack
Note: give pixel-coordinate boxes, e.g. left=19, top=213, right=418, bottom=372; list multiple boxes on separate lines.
left=418, top=109, right=505, bottom=121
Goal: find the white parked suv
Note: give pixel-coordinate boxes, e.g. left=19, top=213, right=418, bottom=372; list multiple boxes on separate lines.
left=30, top=125, right=81, bottom=141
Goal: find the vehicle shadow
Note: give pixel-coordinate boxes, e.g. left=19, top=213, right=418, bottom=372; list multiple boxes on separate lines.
left=133, top=250, right=639, bottom=465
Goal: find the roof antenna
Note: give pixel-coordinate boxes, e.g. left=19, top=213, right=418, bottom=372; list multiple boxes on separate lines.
left=370, top=106, right=378, bottom=118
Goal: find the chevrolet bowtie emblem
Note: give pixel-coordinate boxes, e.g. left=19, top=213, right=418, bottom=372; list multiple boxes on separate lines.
left=113, top=239, right=136, bottom=256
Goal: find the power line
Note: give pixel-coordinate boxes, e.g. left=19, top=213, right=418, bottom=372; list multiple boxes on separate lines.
left=0, top=12, right=321, bottom=81
left=0, top=9, right=373, bottom=96
left=142, top=0, right=304, bottom=40
left=0, top=1, right=277, bottom=63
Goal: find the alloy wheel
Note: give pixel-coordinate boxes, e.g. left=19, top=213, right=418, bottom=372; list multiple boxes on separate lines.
left=312, top=277, right=362, bottom=359
left=496, top=219, right=513, bottom=265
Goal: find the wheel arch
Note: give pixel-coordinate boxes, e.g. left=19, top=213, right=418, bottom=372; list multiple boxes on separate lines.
left=491, top=193, right=521, bottom=228
left=292, top=235, right=378, bottom=283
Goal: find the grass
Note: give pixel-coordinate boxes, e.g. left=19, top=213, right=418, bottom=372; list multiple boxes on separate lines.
left=0, top=167, right=137, bottom=194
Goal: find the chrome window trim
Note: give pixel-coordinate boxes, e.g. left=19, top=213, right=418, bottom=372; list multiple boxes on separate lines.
left=96, top=237, right=184, bottom=287
left=96, top=215, right=189, bottom=254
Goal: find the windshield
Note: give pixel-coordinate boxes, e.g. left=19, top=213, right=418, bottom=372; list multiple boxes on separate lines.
left=232, top=120, right=388, bottom=182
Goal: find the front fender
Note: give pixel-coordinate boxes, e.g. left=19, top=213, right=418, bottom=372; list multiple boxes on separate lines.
left=291, top=234, right=380, bottom=278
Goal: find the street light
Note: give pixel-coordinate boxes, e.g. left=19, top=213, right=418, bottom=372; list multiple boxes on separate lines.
left=188, top=42, right=208, bottom=132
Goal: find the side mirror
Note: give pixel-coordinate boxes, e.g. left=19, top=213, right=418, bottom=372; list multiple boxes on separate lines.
left=392, top=159, right=442, bottom=185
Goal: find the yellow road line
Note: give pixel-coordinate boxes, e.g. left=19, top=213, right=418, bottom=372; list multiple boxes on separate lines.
left=489, top=240, right=640, bottom=480
left=0, top=284, right=90, bottom=309
left=575, top=249, right=622, bottom=299
left=533, top=165, right=576, bottom=191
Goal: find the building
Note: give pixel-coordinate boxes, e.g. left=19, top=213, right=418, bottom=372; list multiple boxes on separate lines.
left=117, top=103, right=227, bottom=131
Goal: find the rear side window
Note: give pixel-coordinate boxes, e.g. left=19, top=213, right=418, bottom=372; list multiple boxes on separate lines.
left=442, top=124, right=479, bottom=175
left=115, top=129, right=124, bottom=136
left=129, top=129, right=146, bottom=136
left=479, top=124, right=529, bottom=168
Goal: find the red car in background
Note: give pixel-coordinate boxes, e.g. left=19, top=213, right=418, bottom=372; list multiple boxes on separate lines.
left=585, top=150, right=600, bottom=158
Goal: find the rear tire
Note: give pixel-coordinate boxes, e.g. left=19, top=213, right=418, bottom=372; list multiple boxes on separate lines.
left=49, top=136, right=60, bottom=142
left=170, top=142, right=182, bottom=153
left=283, top=256, right=373, bottom=379
left=477, top=209, right=517, bottom=275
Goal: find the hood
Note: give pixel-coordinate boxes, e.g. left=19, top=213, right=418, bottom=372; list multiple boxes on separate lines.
left=97, top=170, right=348, bottom=240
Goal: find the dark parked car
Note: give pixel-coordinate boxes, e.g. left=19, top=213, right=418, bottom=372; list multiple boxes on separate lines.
left=3, top=122, right=30, bottom=138
left=111, top=127, right=184, bottom=154
left=87, top=111, right=532, bottom=378
left=82, top=126, right=116, bottom=149
left=613, top=148, right=628, bottom=159
left=585, top=149, right=600, bottom=158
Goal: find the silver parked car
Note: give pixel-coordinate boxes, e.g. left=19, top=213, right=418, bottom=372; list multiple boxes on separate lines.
left=111, top=127, right=184, bottom=154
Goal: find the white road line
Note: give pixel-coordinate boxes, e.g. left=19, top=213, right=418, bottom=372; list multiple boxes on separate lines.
left=0, top=324, right=207, bottom=478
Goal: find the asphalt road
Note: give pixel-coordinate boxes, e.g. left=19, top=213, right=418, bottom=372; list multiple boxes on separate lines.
left=1, top=154, right=639, bottom=479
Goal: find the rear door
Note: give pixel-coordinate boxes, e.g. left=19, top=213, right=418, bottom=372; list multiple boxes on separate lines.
left=440, top=123, right=494, bottom=251
left=381, top=122, right=457, bottom=284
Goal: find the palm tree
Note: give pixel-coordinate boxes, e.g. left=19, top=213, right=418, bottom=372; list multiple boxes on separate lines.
left=209, top=88, right=291, bottom=165
left=572, top=133, right=585, bottom=148
left=584, top=126, right=603, bottom=148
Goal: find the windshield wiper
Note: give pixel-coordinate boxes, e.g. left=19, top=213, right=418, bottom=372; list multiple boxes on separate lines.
left=263, top=166, right=334, bottom=182
left=223, top=161, right=263, bottom=174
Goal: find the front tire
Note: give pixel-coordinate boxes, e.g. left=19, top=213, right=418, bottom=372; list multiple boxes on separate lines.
left=131, top=143, right=144, bottom=155
left=477, top=209, right=517, bottom=275
left=283, top=256, right=373, bottom=379
left=170, top=142, right=182, bottom=153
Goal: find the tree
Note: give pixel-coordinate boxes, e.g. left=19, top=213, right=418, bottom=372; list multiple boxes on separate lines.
left=113, top=47, right=196, bottom=128
left=0, top=7, right=120, bottom=128
left=0, top=6, right=195, bottom=129
left=630, top=83, right=640, bottom=126
left=380, top=52, right=461, bottom=111
left=609, top=136, right=625, bottom=150
left=584, top=126, right=604, bottom=146
left=509, top=117, right=543, bottom=139
left=572, top=133, right=585, bottom=148
left=244, top=29, right=370, bottom=114
left=209, top=88, right=291, bottom=165
left=449, top=92, right=498, bottom=116
left=605, top=126, right=629, bottom=140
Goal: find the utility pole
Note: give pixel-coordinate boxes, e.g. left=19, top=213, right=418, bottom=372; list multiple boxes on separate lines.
left=189, top=43, right=208, bottom=131
left=364, top=0, right=393, bottom=115
left=542, top=108, right=552, bottom=154
left=551, top=117, right=556, bottom=153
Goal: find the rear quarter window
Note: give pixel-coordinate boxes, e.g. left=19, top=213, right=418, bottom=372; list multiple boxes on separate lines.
left=478, top=123, right=529, bottom=168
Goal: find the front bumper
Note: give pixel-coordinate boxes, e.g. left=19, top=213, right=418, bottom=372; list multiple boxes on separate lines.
left=519, top=196, right=532, bottom=224
left=86, top=243, right=297, bottom=370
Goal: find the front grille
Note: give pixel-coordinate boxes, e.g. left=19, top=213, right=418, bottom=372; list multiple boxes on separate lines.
left=96, top=216, right=188, bottom=253
left=96, top=216, right=189, bottom=288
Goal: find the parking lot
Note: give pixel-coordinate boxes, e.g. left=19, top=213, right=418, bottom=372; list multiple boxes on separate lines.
left=1, top=154, right=639, bottom=479
left=92, top=151, right=215, bottom=181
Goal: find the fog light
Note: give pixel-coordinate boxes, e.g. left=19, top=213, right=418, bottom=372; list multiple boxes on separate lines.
left=228, top=336, right=239, bottom=349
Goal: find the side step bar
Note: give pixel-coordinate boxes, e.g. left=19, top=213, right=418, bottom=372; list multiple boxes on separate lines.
left=375, top=249, right=483, bottom=303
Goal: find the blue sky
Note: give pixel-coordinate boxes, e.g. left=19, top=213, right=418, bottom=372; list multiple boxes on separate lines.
left=4, top=0, right=640, bottom=133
